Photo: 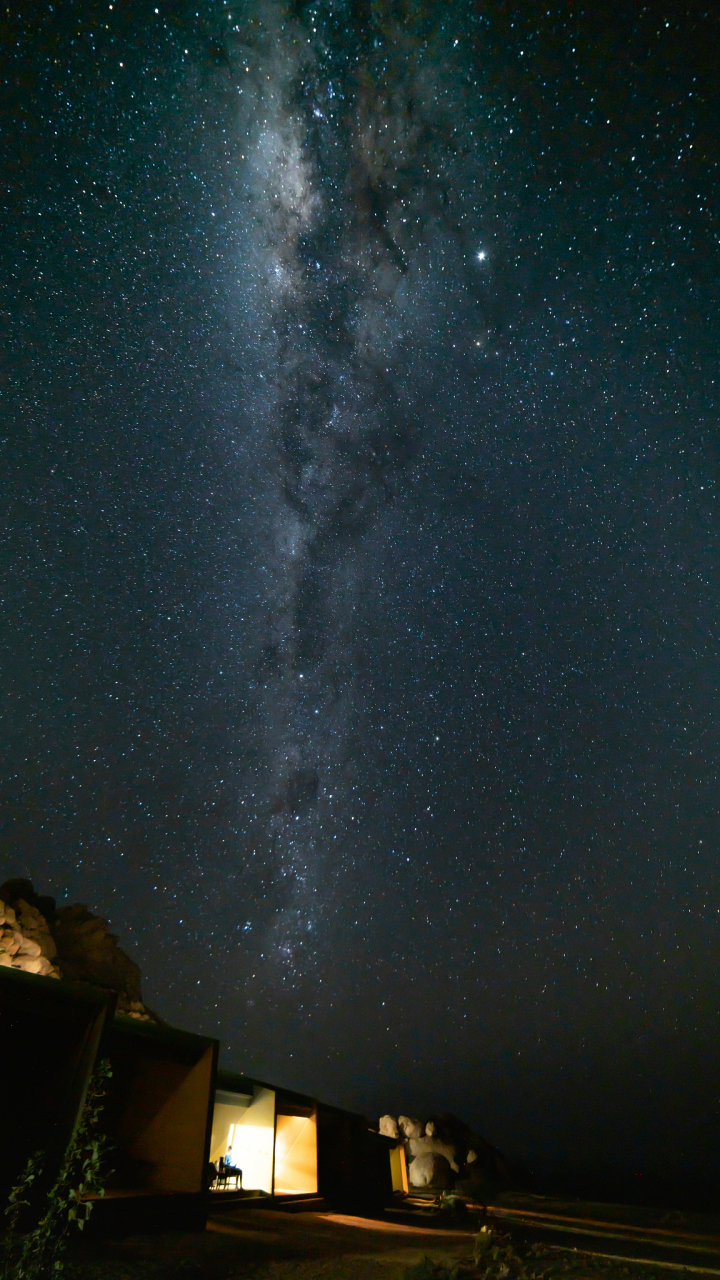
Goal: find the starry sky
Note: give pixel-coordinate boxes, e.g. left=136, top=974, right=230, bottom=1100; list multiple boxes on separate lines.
left=3, top=0, right=720, bottom=1202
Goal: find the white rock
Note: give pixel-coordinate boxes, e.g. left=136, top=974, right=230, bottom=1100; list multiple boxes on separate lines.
left=379, top=1115, right=400, bottom=1139
left=425, top=1120, right=436, bottom=1137
left=408, top=1152, right=453, bottom=1189
left=407, top=1136, right=459, bottom=1172
left=16, top=901, right=56, bottom=959
left=467, top=1149, right=477, bottom=1164
left=0, top=910, right=59, bottom=977
left=16, top=936, right=42, bottom=958
left=398, top=1115, right=424, bottom=1139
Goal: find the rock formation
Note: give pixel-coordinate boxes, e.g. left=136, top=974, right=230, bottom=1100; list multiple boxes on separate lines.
left=0, top=896, right=59, bottom=978
left=408, top=1152, right=454, bottom=1189
left=379, top=1115, right=400, bottom=1138
left=398, top=1115, right=425, bottom=1139
left=407, top=1135, right=459, bottom=1172
left=379, top=1110, right=510, bottom=1195
left=0, top=879, right=155, bottom=1021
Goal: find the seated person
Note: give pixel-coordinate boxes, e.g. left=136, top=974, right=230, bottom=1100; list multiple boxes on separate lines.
left=219, top=1152, right=242, bottom=1186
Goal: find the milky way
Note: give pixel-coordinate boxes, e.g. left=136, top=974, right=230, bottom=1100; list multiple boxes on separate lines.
left=229, top=2, right=491, bottom=968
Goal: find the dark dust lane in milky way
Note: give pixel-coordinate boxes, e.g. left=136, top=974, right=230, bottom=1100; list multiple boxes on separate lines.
left=228, top=2, right=494, bottom=971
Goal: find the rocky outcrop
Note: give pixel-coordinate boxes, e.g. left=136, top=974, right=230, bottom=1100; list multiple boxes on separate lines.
left=53, top=903, right=144, bottom=1006
left=380, top=1109, right=510, bottom=1195
left=0, top=879, right=155, bottom=1021
left=0, top=897, right=60, bottom=977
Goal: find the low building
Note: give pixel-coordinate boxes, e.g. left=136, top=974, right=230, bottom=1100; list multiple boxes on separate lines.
left=94, top=1014, right=218, bottom=1231
left=210, top=1068, right=319, bottom=1199
left=209, top=1069, right=403, bottom=1211
left=1, top=965, right=404, bottom=1231
left=0, top=966, right=219, bottom=1233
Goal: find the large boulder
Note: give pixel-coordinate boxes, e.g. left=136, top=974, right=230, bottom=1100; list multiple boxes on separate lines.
left=15, top=898, right=58, bottom=963
left=422, top=1113, right=507, bottom=1179
left=398, top=1115, right=424, bottom=1139
left=407, top=1135, right=459, bottom=1172
left=379, top=1115, right=400, bottom=1138
left=408, top=1153, right=454, bottom=1189
left=424, top=1113, right=474, bottom=1151
left=0, top=894, right=60, bottom=978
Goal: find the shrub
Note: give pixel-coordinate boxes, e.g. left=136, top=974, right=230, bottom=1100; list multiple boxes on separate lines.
left=1, top=1059, right=112, bottom=1280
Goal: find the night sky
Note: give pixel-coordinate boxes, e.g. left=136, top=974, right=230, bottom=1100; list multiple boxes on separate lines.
left=3, top=0, right=720, bottom=1200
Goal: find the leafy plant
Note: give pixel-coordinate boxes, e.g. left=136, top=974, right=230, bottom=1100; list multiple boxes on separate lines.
left=403, top=1227, right=678, bottom=1280
left=473, top=1228, right=555, bottom=1280
left=435, top=1192, right=470, bottom=1220
left=1, top=1058, right=113, bottom=1280
left=1, top=1153, right=46, bottom=1276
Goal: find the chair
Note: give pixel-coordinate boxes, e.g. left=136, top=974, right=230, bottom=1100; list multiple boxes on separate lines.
left=217, top=1158, right=242, bottom=1189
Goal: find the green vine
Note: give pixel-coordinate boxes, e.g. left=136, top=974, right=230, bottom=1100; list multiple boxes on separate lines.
left=1, top=1058, right=113, bottom=1280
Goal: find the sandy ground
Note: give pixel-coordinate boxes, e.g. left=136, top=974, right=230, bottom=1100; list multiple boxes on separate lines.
left=70, top=1206, right=477, bottom=1279
left=67, top=1199, right=720, bottom=1280
left=493, top=1193, right=720, bottom=1236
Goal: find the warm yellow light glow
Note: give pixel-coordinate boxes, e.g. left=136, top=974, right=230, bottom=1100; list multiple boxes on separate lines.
left=229, top=1124, right=274, bottom=1191
left=211, top=1088, right=276, bottom=1193
left=390, top=1143, right=408, bottom=1194
left=273, top=1113, right=317, bottom=1194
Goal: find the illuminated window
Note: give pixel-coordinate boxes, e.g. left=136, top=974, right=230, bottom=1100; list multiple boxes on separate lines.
left=273, top=1112, right=317, bottom=1195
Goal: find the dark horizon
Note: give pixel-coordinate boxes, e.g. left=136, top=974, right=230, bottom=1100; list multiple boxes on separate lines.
left=2, top=0, right=719, bottom=1207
